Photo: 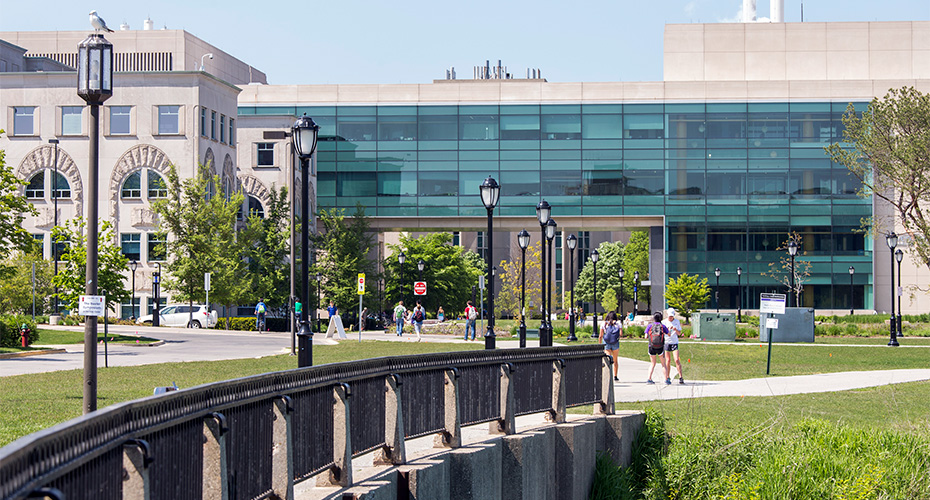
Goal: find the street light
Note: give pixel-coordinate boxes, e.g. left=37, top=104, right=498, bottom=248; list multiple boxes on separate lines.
left=517, top=229, right=531, bottom=348
left=591, top=248, right=599, bottom=339
left=787, top=239, right=799, bottom=308
left=546, top=218, right=557, bottom=343
left=619, top=268, right=625, bottom=321
left=152, top=262, right=161, bottom=327
left=129, top=260, right=138, bottom=319
left=848, top=266, right=855, bottom=316
left=736, top=266, right=742, bottom=322
left=77, top=32, right=113, bottom=414
left=536, top=200, right=551, bottom=346
left=714, top=267, right=721, bottom=313
left=896, top=248, right=904, bottom=339
left=48, top=139, right=60, bottom=318
left=480, top=175, right=500, bottom=349
left=417, top=258, right=425, bottom=292
left=398, top=251, right=406, bottom=307
left=566, top=233, right=577, bottom=341
left=292, top=113, right=320, bottom=367
left=633, top=271, right=640, bottom=318
left=886, top=232, right=899, bottom=346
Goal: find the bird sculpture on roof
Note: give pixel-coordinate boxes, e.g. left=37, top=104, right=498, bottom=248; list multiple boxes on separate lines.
left=89, top=11, right=114, bottom=32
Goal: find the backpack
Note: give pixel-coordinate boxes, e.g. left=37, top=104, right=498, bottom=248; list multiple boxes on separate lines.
left=603, top=323, right=620, bottom=344
left=257, top=303, right=266, bottom=314
left=413, top=309, right=424, bottom=322
left=647, top=322, right=667, bottom=349
left=467, top=307, right=477, bottom=320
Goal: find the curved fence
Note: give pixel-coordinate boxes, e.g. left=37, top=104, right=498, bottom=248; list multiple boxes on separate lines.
left=0, top=344, right=613, bottom=500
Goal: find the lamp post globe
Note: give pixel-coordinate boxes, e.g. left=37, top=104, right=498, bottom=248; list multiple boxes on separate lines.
left=714, top=267, right=721, bottom=313
left=417, top=259, right=425, bottom=288
left=886, top=232, right=898, bottom=346
left=536, top=200, right=551, bottom=346
left=292, top=113, right=319, bottom=368
left=566, top=234, right=578, bottom=341
left=517, top=229, right=531, bottom=347
left=848, top=266, right=855, bottom=316
left=480, top=175, right=500, bottom=349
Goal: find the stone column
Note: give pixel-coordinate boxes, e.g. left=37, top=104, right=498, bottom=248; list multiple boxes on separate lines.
left=550, top=359, right=566, bottom=423
left=121, top=439, right=151, bottom=500
left=202, top=412, right=229, bottom=500
left=375, top=374, right=406, bottom=465
left=491, top=363, right=515, bottom=435
left=271, top=396, right=294, bottom=499
left=435, top=368, right=461, bottom=448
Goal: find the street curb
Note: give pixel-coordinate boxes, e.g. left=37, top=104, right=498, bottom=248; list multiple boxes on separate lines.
left=0, top=348, right=67, bottom=359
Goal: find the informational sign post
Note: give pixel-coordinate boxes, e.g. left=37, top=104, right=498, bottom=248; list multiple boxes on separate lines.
left=760, top=293, right=787, bottom=375
left=78, top=295, right=105, bottom=316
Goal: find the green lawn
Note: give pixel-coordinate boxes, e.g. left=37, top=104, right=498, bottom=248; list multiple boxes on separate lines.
left=0, top=341, right=483, bottom=446
left=29, top=328, right=159, bottom=345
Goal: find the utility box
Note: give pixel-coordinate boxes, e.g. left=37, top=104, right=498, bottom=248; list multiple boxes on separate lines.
left=692, top=312, right=736, bottom=341
left=759, top=307, right=815, bottom=342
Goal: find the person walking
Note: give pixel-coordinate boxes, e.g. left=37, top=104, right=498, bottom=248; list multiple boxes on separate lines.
left=254, top=298, right=267, bottom=332
left=662, top=308, right=685, bottom=384
left=645, top=311, right=669, bottom=384
left=437, top=306, right=445, bottom=322
left=393, top=301, right=407, bottom=336
left=598, top=311, right=622, bottom=381
left=464, top=300, right=478, bottom=341
left=411, top=301, right=425, bottom=342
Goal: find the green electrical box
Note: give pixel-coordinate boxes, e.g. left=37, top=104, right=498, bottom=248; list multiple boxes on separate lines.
left=692, top=312, right=736, bottom=341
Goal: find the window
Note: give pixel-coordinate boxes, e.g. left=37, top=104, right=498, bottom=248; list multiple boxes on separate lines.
left=61, top=106, right=83, bottom=135
left=13, top=107, right=35, bottom=136
left=211, top=111, right=216, bottom=140
left=257, top=143, right=274, bottom=166
left=200, top=108, right=207, bottom=137
left=121, top=171, right=142, bottom=198
left=52, top=172, right=71, bottom=198
left=220, top=115, right=226, bottom=143
left=121, top=298, right=141, bottom=320
left=147, top=170, right=167, bottom=198
left=110, top=106, right=131, bottom=135
left=248, top=196, right=264, bottom=218
left=52, top=235, right=68, bottom=261
left=33, top=234, right=44, bottom=257
left=229, top=118, right=235, bottom=146
left=121, top=233, right=141, bottom=260
left=157, top=105, right=180, bottom=135
left=26, top=172, right=44, bottom=198
left=147, top=297, right=167, bottom=315
left=147, top=233, right=166, bottom=261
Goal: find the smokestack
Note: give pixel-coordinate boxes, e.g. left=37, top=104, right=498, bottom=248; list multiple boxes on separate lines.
left=742, top=0, right=756, bottom=22
left=770, top=0, right=784, bottom=22
left=143, top=17, right=154, bottom=30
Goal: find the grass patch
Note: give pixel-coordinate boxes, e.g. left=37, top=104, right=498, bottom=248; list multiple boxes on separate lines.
left=0, top=340, right=481, bottom=447
left=31, top=328, right=159, bottom=345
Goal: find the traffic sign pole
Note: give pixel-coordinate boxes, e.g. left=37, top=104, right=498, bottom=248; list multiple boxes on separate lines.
left=358, top=273, right=366, bottom=342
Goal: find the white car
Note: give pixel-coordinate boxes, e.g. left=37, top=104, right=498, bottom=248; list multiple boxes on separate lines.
left=136, top=304, right=218, bottom=328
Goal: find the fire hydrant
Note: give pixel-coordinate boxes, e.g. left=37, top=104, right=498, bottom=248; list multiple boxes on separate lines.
left=20, top=324, right=30, bottom=348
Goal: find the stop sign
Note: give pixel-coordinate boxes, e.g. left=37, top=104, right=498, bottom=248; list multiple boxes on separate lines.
left=414, top=281, right=427, bottom=295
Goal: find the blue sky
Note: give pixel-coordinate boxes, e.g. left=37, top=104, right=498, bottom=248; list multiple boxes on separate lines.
left=1, top=0, right=927, bottom=85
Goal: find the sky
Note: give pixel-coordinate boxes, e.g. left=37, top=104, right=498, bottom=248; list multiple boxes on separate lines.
left=1, top=0, right=928, bottom=85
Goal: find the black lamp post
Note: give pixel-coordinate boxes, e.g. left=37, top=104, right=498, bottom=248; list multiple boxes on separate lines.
left=896, top=248, right=904, bottom=338
left=129, top=260, right=138, bottom=319
left=536, top=200, right=551, bottom=346
left=714, top=267, right=721, bottom=313
left=398, top=251, right=406, bottom=307
left=77, top=32, right=113, bottom=415
left=619, top=268, right=625, bottom=321
left=153, top=262, right=161, bottom=327
left=517, top=229, right=530, bottom=348
left=546, top=218, right=557, bottom=342
left=315, top=272, right=322, bottom=333
left=49, top=138, right=60, bottom=317
left=736, top=266, right=742, bottom=322
left=886, top=232, right=899, bottom=346
left=417, top=259, right=425, bottom=299
left=566, top=234, right=577, bottom=341
left=633, top=271, right=640, bottom=318
left=480, top=175, right=500, bottom=349
left=591, top=248, right=599, bottom=339
left=848, top=266, right=855, bottom=316
left=293, top=113, right=320, bottom=367
left=787, top=239, right=799, bottom=308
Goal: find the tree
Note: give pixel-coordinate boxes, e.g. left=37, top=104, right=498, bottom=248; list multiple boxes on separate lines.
left=498, top=241, right=542, bottom=320
left=664, top=273, right=710, bottom=322
left=0, top=252, right=54, bottom=315
left=383, top=232, right=481, bottom=316
left=826, top=87, right=930, bottom=263
left=622, top=231, right=651, bottom=310
left=0, top=132, right=38, bottom=266
left=153, top=163, right=244, bottom=316
left=576, top=241, right=624, bottom=312
left=240, top=186, right=291, bottom=316
left=50, top=218, right=129, bottom=311
left=313, top=204, right=376, bottom=315
left=762, top=232, right=812, bottom=306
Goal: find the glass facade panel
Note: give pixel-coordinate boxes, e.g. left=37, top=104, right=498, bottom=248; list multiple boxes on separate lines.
left=121, top=233, right=141, bottom=260
left=158, top=106, right=180, bottom=135
left=110, top=106, right=131, bottom=135
left=61, top=106, right=83, bottom=135
left=13, top=107, right=35, bottom=135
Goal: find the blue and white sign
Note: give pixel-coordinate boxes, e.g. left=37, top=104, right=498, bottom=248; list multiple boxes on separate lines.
left=759, top=293, right=786, bottom=315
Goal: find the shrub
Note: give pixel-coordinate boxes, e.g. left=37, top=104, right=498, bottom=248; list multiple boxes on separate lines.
left=624, top=325, right=645, bottom=338
left=743, top=315, right=760, bottom=327
left=0, top=315, right=38, bottom=347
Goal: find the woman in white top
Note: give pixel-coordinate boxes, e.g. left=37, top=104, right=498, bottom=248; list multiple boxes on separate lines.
left=662, top=308, right=684, bottom=384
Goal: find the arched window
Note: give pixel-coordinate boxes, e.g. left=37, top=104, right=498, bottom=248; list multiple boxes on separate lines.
left=121, top=171, right=142, bottom=199
left=222, top=176, right=230, bottom=201
left=26, top=172, right=44, bottom=198
left=248, top=196, right=264, bottom=218
left=52, top=172, right=71, bottom=199
left=147, top=170, right=167, bottom=198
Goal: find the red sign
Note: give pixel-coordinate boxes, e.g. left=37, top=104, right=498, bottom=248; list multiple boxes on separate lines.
left=414, top=281, right=427, bottom=296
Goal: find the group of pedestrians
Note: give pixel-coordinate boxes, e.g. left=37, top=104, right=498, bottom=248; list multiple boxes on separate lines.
left=392, top=300, right=426, bottom=342
left=598, top=307, right=685, bottom=385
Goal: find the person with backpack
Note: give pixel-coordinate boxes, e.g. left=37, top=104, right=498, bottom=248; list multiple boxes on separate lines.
left=411, top=301, right=425, bottom=341
left=662, top=308, right=685, bottom=384
left=464, top=300, right=478, bottom=341
left=393, top=301, right=407, bottom=336
left=254, top=298, right=267, bottom=332
left=645, top=311, right=669, bottom=384
left=598, top=311, right=623, bottom=381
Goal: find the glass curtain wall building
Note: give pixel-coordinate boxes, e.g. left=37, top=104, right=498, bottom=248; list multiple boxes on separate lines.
left=239, top=102, right=872, bottom=310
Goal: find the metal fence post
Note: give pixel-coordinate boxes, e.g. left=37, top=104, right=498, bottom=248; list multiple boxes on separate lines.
left=491, top=363, right=516, bottom=435
left=549, top=359, right=566, bottom=423
left=202, top=412, right=229, bottom=500
left=271, top=396, right=294, bottom=499
left=320, top=383, right=353, bottom=487
left=121, top=439, right=152, bottom=500
left=435, top=368, right=461, bottom=448
left=595, top=355, right=615, bottom=415
left=375, top=374, right=406, bottom=465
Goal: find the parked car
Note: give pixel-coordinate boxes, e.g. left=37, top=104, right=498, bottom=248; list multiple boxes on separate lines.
left=137, top=304, right=218, bottom=328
